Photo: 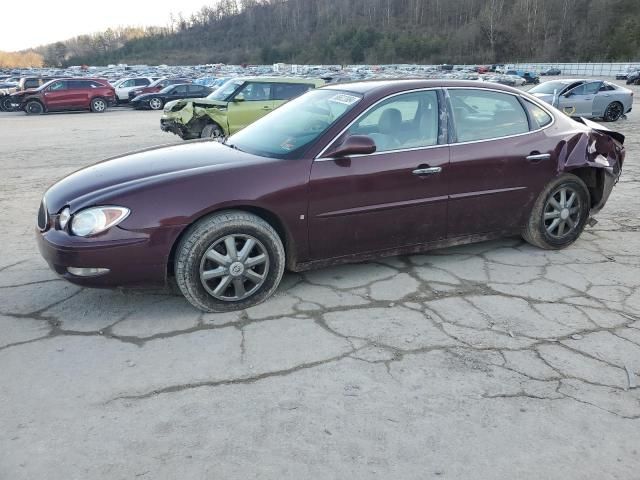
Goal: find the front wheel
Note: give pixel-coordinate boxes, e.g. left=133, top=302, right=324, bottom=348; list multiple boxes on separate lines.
left=201, top=123, right=225, bottom=142
left=25, top=101, right=43, bottom=115
left=174, top=211, right=285, bottom=312
left=603, top=101, right=623, bottom=122
left=522, top=174, right=590, bottom=250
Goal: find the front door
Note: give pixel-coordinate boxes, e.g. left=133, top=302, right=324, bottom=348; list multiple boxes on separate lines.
left=43, top=80, right=74, bottom=110
left=446, top=88, right=558, bottom=237
left=557, top=81, right=602, bottom=117
left=227, top=82, right=274, bottom=134
left=308, top=89, right=449, bottom=260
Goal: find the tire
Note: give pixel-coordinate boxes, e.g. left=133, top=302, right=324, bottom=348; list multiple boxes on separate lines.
left=148, top=97, right=164, bottom=110
left=174, top=210, right=285, bottom=312
left=25, top=101, right=44, bottom=115
left=201, top=123, right=225, bottom=141
left=90, top=97, right=107, bottom=113
left=522, top=174, right=590, bottom=250
left=603, top=101, right=623, bottom=122
left=0, top=96, right=11, bottom=112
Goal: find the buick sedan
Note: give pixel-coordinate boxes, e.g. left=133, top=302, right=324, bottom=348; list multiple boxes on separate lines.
left=36, top=80, right=625, bottom=312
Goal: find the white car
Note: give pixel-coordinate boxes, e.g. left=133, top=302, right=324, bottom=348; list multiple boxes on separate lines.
left=112, top=77, right=157, bottom=102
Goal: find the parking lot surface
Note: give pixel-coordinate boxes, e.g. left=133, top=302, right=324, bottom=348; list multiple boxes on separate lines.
left=1, top=93, right=640, bottom=479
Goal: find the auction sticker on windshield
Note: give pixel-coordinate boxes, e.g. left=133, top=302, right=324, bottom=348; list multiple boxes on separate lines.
left=329, top=94, right=360, bottom=105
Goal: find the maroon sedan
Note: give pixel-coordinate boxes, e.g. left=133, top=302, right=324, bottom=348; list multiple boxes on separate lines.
left=36, top=80, right=624, bottom=312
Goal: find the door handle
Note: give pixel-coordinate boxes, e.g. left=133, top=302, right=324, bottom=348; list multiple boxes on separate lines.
left=262, top=106, right=272, bottom=110
left=412, top=166, right=442, bottom=176
left=526, top=153, right=551, bottom=162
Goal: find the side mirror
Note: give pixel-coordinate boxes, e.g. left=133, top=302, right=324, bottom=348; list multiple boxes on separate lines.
left=233, top=93, right=245, bottom=102
left=323, top=135, right=376, bottom=158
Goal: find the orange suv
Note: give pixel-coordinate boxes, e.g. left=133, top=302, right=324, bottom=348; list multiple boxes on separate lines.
left=10, top=78, right=117, bottom=115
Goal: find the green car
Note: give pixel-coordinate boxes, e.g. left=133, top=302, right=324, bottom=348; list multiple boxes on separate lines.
left=160, top=76, right=324, bottom=140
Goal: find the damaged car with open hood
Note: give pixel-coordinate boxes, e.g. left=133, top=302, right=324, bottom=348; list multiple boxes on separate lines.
left=37, top=80, right=624, bottom=312
left=160, top=76, right=324, bottom=140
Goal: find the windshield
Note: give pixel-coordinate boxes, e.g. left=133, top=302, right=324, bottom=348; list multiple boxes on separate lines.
left=228, top=89, right=363, bottom=159
left=529, top=81, right=575, bottom=94
left=207, top=79, right=244, bottom=101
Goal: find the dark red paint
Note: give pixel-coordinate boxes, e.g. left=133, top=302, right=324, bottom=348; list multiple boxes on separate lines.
left=36, top=80, right=624, bottom=288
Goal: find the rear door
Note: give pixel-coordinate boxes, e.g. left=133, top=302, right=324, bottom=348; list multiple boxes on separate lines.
left=68, top=80, right=92, bottom=108
left=308, top=89, right=449, bottom=260
left=558, top=81, right=602, bottom=117
left=446, top=88, right=558, bottom=237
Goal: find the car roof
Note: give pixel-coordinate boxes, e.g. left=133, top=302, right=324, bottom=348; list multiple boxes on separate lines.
left=235, top=76, right=324, bottom=86
left=321, top=79, right=524, bottom=96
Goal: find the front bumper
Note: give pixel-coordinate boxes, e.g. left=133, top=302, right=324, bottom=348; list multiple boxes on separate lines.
left=160, top=118, right=192, bottom=139
left=36, top=225, right=183, bottom=288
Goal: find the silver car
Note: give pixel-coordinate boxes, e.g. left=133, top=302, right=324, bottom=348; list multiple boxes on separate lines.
left=528, top=79, right=632, bottom=122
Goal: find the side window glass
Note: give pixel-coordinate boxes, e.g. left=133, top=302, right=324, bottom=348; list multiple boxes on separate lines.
left=449, top=89, right=529, bottom=142
left=135, top=78, right=150, bottom=86
left=121, top=80, right=134, bottom=88
left=173, top=85, right=189, bottom=94
left=524, top=100, right=553, bottom=129
left=239, top=82, right=271, bottom=101
left=49, top=81, right=66, bottom=91
left=187, top=85, right=202, bottom=93
left=272, top=83, right=311, bottom=100
left=345, top=90, right=439, bottom=153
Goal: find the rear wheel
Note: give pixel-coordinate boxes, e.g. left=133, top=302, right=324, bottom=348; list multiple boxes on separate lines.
left=201, top=123, right=225, bottom=142
left=522, top=174, right=590, bottom=250
left=25, top=101, right=43, bottom=115
left=90, top=97, right=107, bottom=113
left=603, top=101, right=623, bottom=122
left=148, top=97, right=164, bottom=110
left=174, top=211, right=285, bottom=312
left=0, top=96, right=12, bottom=111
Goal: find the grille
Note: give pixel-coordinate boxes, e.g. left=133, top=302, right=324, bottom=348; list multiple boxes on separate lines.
left=37, top=199, right=48, bottom=231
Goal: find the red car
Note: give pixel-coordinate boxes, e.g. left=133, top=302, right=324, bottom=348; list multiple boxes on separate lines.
left=127, top=78, right=192, bottom=101
left=11, top=78, right=116, bottom=115
left=36, top=80, right=624, bottom=312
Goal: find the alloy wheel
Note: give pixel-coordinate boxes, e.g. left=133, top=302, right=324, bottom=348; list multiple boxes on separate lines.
left=199, top=234, right=269, bottom=301
left=149, top=98, right=163, bottom=110
left=93, top=99, right=106, bottom=112
left=604, top=102, right=623, bottom=122
left=543, top=186, right=581, bottom=239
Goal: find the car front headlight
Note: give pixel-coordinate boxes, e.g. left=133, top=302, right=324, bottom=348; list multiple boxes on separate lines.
left=70, top=206, right=130, bottom=237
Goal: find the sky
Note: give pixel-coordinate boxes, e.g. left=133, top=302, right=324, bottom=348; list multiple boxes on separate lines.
left=0, top=0, right=209, bottom=51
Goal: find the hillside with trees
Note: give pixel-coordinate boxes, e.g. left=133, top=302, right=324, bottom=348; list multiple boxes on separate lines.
left=40, top=0, right=640, bottom=66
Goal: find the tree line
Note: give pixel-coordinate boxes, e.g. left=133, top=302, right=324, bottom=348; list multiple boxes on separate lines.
left=28, top=0, right=640, bottom=67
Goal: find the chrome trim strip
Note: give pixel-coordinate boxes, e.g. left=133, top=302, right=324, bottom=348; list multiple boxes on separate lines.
left=316, top=195, right=448, bottom=218
left=314, top=85, right=557, bottom=160
left=449, top=186, right=527, bottom=200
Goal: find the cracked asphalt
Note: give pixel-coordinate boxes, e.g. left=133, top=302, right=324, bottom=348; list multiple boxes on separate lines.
left=1, top=84, right=640, bottom=479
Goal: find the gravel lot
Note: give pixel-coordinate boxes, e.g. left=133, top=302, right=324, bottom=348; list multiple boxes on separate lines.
left=1, top=84, right=640, bottom=479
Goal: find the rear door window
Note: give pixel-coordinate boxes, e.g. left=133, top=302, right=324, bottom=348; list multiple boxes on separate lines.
left=448, top=89, right=529, bottom=142
left=134, top=78, right=150, bottom=86
left=523, top=100, right=553, bottom=129
left=272, top=83, right=313, bottom=100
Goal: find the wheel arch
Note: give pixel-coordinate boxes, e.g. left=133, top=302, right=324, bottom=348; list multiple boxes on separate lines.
left=166, top=205, right=294, bottom=279
left=565, top=167, right=603, bottom=208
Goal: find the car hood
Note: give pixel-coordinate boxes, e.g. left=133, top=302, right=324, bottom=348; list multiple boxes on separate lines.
left=165, top=97, right=227, bottom=112
left=44, top=141, right=263, bottom=213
